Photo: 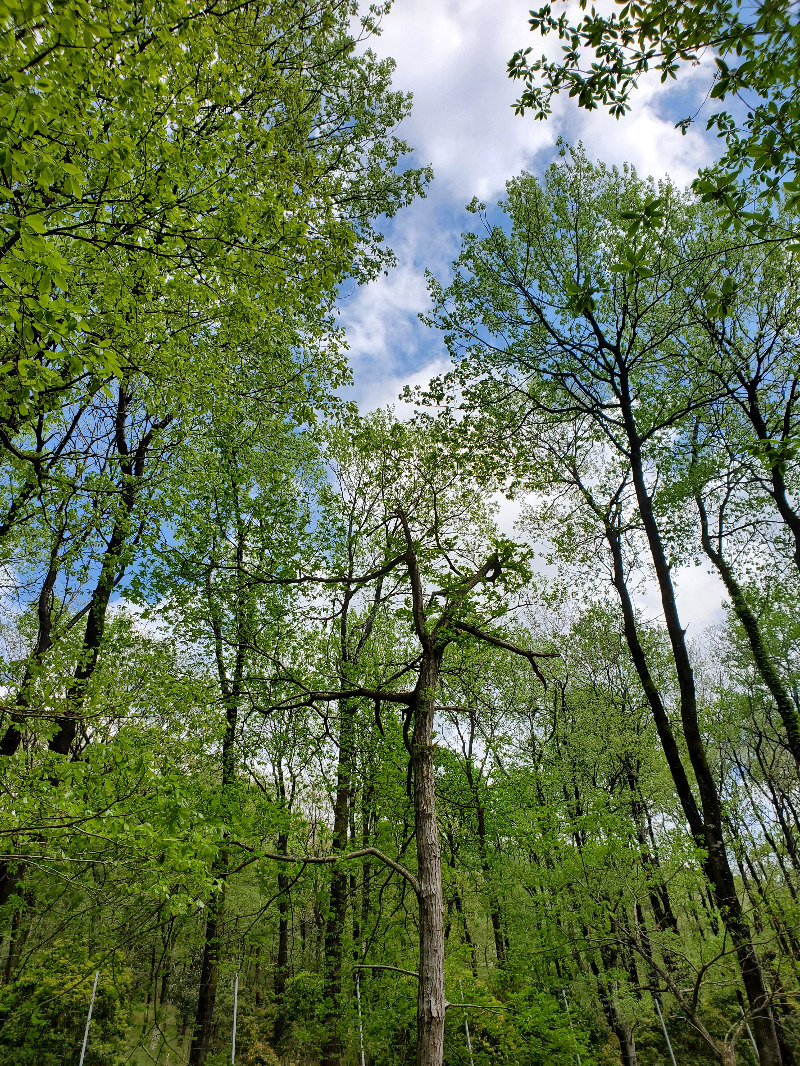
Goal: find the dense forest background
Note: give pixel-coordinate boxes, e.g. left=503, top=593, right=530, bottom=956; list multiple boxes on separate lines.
left=1, top=2, right=799, bottom=1066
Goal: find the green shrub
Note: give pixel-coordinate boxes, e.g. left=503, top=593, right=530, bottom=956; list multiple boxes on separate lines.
left=0, top=943, right=132, bottom=1066
left=443, top=982, right=595, bottom=1066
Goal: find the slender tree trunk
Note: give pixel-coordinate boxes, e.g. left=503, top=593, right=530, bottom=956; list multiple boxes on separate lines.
left=606, top=521, right=703, bottom=838
left=2, top=901, right=21, bottom=985
left=751, top=743, right=800, bottom=872
left=253, top=945, right=261, bottom=1010
left=587, top=950, right=632, bottom=1061
left=739, top=385, right=800, bottom=575
left=321, top=701, right=356, bottom=1066
left=413, top=649, right=446, bottom=1066
left=445, top=830, right=478, bottom=976
left=598, top=936, right=639, bottom=1066
left=274, top=831, right=290, bottom=1047
left=360, top=779, right=374, bottom=974
left=188, top=866, right=228, bottom=1066
left=631, top=801, right=678, bottom=935
left=0, top=548, right=59, bottom=757
left=50, top=388, right=165, bottom=757
left=621, top=410, right=784, bottom=1066
left=142, top=942, right=157, bottom=1035
left=350, top=800, right=362, bottom=964
left=188, top=537, right=244, bottom=1066
left=473, top=789, right=506, bottom=967
left=0, top=551, right=62, bottom=905
left=394, top=516, right=518, bottom=1066
left=158, top=952, right=172, bottom=1021
left=455, top=892, right=478, bottom=977
left=695, top=490, right=800, bottom=764
left=48, top=498, right=136, bottom=756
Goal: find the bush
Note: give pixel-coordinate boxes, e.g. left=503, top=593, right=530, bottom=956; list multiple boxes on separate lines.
left=443, top=981, right=595, bottom=1066
left=281, top=970, right=326, bottom=1053
left=0, top=943, right=132, bottom=1066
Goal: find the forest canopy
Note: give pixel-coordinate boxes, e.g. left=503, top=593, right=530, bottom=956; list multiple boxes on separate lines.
left=1, top=3, right=799, bottom=1066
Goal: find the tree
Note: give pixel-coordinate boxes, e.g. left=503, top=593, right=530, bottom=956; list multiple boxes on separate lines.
left=265, top=412, right=552, bottom=1066
left=423, top=146, right=790, bottom=1064
left=0, top=0, right=429, bottom=920
left=0, top=944, right=132, bottom=1066
left=136, top=393, right=322, bottom=1066
left=0, top=0, right=426, bottom=430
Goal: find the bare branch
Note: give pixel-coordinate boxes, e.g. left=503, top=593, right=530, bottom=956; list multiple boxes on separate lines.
left=352, top=963, right=419, bottom=979
left=453, top=620, right=556, bottom=687
left=251, top=845, right=421, bottom=897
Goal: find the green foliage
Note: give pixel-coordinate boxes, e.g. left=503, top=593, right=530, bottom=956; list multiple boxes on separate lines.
left=444, top=985, right=594, bottom=1066
left=0, top=0, right=427, bottom=426
left=0, top=943, right=132, bottom=1065
left=508, top=0, right=800, bottom=239
left=1, top=5, right=800, bottom=1063
left=281, top=971, right=326, bottom=1054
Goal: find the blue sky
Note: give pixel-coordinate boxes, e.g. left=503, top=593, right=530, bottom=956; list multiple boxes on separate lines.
left=340, top=0, right=727, bottom=631
left=342, top=0, right=719, bottom=410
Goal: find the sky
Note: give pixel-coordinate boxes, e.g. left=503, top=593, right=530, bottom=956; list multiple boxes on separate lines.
left=339, top=0, right=727, bottom=632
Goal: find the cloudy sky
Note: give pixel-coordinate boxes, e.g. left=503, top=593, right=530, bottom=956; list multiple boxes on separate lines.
left=340, top=0, right=726, bottom=630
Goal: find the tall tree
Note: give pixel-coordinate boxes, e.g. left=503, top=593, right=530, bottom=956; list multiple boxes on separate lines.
left=424, top=147, right=789, bottom=1064
left=0, top=0, right=426, bottom=430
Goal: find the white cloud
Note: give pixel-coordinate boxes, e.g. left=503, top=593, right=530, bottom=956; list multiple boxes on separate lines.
left=565, top=58, right=718, bottom=187
left=633, top=563, right=727, bottom=632
left=501, top=488, right=727, bottom=633
left=356, top=353, right=453, bottom=416
left=338, top=195, right=454, bottom=407
left=373, top=0, right=555, bottom=200
left=372, top=0, right=716, bottom=201
left=344, top=0, right=720, bottom=412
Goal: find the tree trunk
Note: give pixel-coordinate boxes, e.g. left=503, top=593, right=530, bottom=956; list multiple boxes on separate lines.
left=606, top=521, right=705, bottom=840
left=50, top=388, right=163, bottom=757
left=188, top=868, right=227, bottom=1066
left=253, top=945, right=261, bottom=1010
left=158, top=951, right=171, bottom=1021
left=695, top=490, right=800, bottom=764
left=455, top=891, right=478, bottom=977
left=2, top=900, right=21, bottom=985
left=473, top=789, right=506, bottom=967
left=739, top=385, right=800, bottom=576
left=394, top=516, right=517, bottom=1066
left=445, top=830, right=478, bottom=976
left=321, top=701, right=356, bottom=1066
left=188, top=548, right=244, bottom=1066
left=48, top=500, right=136, bottom=756
left=0, top=548, right=59, bottom=757
left=360, top=779, right=374, bottom=973
left=616, top=1024, right=638, bottom=1066
left=412, top=649, right=446, bottom=1066
left=350, top=800, right=362, bottom=964
left=274, top=832, right=290, bottom=1047
left=621, top=408, right=784, bottom=1066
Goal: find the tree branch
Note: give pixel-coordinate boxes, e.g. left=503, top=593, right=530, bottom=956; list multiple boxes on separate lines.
left=452, top=620, right=556, bottom=687
left=352, top=963, right=419, bottom=979
left=253, top=845, right=421, bottom=897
